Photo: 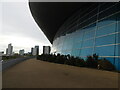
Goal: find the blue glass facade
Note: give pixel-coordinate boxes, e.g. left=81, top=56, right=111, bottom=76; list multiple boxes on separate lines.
left=51, top=3, right=120, bottom=70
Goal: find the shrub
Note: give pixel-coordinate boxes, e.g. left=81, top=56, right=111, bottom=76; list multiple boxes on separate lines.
left=64, top=56, right=74, bottom=65
left=75, top=57, right=86, bottom=67
left=55, top=54, right=66, bottom=64
left=98, top=58, right=115, bottom=71
left=37, top=53, right=116, bottom=71
left=2, top=55, right=21, bottom=60
left=60, top=55, right=67, bottom=64
left=86, top=55, right=98, bottom=68
left=93, top=53, right=99, bottom=60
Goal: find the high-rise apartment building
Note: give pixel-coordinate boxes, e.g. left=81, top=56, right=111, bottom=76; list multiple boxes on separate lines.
left=19, top=49, right=24, bottom=56
left=31, top=47, right=33, bottom=55
left=43, top=46, right=51, bottom=54
left=6, top=48, right=8, bottom=55
left=35, top=46, right=39, bottom=55
left=6, top=43, right=13, bottom=56
left=32, top=46, right=39, bottom=55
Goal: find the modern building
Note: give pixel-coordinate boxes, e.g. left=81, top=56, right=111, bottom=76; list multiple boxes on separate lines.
left=0, top=52, right=4, bottom=60
left=43, top=46, right=51, bottom=54
left=0, top=52, right=2, bottom=60
left=19, top=49, right=24, bottom=56
left=35, top=46, right=39, bottom=55
left=32, top=46, right=39, bottom=56
left=6, top=48, right=8, bottom=55
left=31, top=47, right=34, bottom=55
left=6, top=43, right=13, bottom=56
left=29, top=2, right=120, bottom=70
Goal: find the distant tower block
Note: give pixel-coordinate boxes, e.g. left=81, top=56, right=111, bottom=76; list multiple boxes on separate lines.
left=43, top=46, right=51, bottom=54
left=7, top=43, right=13, bottom=56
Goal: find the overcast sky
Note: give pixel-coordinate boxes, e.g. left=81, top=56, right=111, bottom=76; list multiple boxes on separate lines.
left=0, top=0, right=52, bottom=54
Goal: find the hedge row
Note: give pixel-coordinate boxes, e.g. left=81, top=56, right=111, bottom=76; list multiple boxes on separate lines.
left=37, top=54, right=115, bottom=71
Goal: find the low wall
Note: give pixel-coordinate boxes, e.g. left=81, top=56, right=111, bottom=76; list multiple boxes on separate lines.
left=2, top=56, right=35, bottom=71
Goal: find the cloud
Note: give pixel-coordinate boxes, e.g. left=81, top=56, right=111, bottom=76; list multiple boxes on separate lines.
left=1, top=0, right=28, bottom=3
left=0, top=1, right=51, bottom=54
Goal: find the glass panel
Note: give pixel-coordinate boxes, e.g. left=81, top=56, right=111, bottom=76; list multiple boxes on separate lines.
left=63, top=50, right=72, bottom=56
left=83, top=15, right=97, bottom=27
left=116, top=33, right=120, bottom=44
left=62, top=34, right=74, bottom=50
left=52, top=2, right=120, bottom=60
left=83, top=30, right=95, bottom=40
left=115, top=44, right=120, bottom=56
left=95, top=34, right=115, bottom=46
left=73, top=42, right=82, bottom=49
left=97, top=14, right=116, bottom=27
left=115, top=58, right=120, bottom=70
left=86, top=23, right=96, bottom=30
left=80, top=48, right=93, bottom=57
left=82, top=39, right=94, bottom=48
left=95, top=45, right=115, bottom=56
left=118, top=21, right=120, bottom=32
left=75, top=30, right=84, bottom=41
left=62, top=41, right=67, bottom=50
left=71, top=49, right=80, bottom=57
left=96, top=23, right=116, bottom=36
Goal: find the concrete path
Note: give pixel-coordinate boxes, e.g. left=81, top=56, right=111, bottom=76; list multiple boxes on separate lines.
left=2, top=58, right=118, bottom=88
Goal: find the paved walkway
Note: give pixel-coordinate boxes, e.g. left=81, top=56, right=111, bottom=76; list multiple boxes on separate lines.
left=2, top=58, right=118, bottom=88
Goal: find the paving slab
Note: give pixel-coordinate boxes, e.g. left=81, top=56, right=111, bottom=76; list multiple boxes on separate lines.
left=2, top=58, right=119, bottom=88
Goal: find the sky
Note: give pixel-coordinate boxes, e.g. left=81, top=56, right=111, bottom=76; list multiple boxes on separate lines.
left=0, top=0, right=52, bottom=54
